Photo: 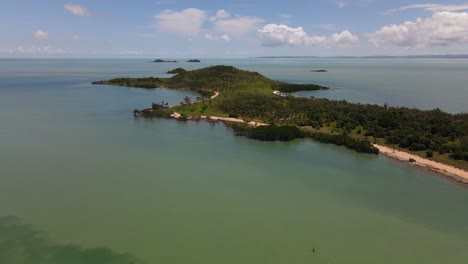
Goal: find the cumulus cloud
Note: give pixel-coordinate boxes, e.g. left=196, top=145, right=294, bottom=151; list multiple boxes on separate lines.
left=258, top=24, right=309, bottom=46
left=330, top=31, right=360, bottom=47
left=204, top=33, right=231, bottom=42
left=210, top=10, right=230, bottom=21
left=10, top=46, right=64, bottom=54
left=155, top=8, right=206, bottom=37
left=64, top=3, right=91, bottom=16
left=258, top=24, right=359, bottom=47
left=369, top=11, right=468, bottom=48
left=215, top=16, right=264, bottom=36
left=385, top=4, right=468, bottom=14
left=34, top=30, right=49, bottom=40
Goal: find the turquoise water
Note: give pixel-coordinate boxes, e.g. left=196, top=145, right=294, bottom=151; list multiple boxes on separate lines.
left=1, top=59, right=468, bottom=263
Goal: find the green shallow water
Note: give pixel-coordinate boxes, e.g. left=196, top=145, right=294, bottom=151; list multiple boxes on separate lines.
left=1, top=59, right=468, bottom=263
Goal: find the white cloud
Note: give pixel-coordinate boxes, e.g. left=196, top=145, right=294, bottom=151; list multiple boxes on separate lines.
left=385, top=4, right=468, bottom=14
left=220, top=34, right=231, bottom=41
left=155, top=8, right=206, bottom=37
left=34, top=30, right=49, bottom=40
left=330, top=31, right=359, bottom=47
left=258, top=24, right=358, bottom=47
left=204, top=33, right=231, bottom=42
left=72, top=35, right=80, bottom=41
left=119, top=50, right=144, bottom=55
left=210, top=10, right=230, bottom=21
left=258, top=24, right=309, bottom=46
left=215, top=16, right=264, bottom=36
left=369, top=11, right=468, bottom=48
left=10, top=45, right=64, bottom=54
left=280, top=14, right=291, bottom=19
left=64, top=3, right=91, bottom=16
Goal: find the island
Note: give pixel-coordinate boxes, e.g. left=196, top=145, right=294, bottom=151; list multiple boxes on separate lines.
left=311, top=69, right=328, bottom=72
left=167, top=68, right=187, bottom=74
left=93, top=65, right=468, bottom=183
left=187, top=59, right=201, bottom=63
left=153, top=59, right=178, bottom=63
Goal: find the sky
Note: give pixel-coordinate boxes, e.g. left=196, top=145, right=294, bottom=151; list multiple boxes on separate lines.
left=1, top=0, right=468, bottom=58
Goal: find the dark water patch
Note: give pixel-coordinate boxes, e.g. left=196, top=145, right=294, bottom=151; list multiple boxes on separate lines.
left=0, top=216, right=143, bottom=264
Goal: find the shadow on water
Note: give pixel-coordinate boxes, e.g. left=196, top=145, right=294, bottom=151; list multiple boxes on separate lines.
left=0, top=216, right=144, bottom=264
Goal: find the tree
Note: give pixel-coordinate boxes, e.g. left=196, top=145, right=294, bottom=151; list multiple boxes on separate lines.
left=183, top=96, right=191, bottom=105
left=426, top=150, right=433, bottom=158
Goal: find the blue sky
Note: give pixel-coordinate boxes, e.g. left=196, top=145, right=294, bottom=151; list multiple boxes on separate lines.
left=2, top=0, right=468, bottom=57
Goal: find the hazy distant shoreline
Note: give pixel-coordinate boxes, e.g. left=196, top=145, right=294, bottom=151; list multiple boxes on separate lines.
left=252, top=55, right=468, bottom=59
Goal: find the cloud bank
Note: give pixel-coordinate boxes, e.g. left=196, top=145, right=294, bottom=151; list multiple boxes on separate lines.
left=258, top=24, right=358, bottom=47
left=369, top=11, right=468, bottom=48
left=386, top=4, right=468, bottom=14
left=10, top=46, right=63, bottom=54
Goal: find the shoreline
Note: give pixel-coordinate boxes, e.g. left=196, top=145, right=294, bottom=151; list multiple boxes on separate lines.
left=373, top=144, right=468, bottom=185
left=169, top=91, right=468, bottom=186
left=168, top=112, right=468, bottom=185
left=170, top=111, right=268, bottom=127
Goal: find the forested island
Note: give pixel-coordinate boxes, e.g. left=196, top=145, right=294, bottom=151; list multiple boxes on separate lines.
left=187, top=59, right=201, bottom=62
left=167, top=68, right=187, bottom=74
left=93, top=65, right=468, bottom=172
left=153, top=59, right=178, bottom=63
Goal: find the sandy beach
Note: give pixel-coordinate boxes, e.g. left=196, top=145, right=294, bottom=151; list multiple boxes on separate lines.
left=210, top=91, right=219, bottom=99
left=373, top=144, right=468, bottom=184
left=170, top=112, right=268, bottom=127
left=208, top=116, right=268, bottom=127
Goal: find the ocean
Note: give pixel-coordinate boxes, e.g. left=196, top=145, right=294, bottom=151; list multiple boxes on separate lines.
left=1, top=58, right=468, bottom=264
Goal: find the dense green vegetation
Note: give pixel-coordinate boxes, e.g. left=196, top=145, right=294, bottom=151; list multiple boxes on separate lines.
left=273, top=83, right=329, bottom=93
left=308, top=132, right=379, bottom=154
left=167, top=68, right=187, bottom=74
left=92, top=77, right=163, bottom=89
left=94, top=65, right=468, bottom=164
left=187, top=59, right=201, bottom=62
left=216, top=93, right=467, bottom=160
left=230, top=124, right=378, bottom=154
left=230, top=124, right=307, bottom=141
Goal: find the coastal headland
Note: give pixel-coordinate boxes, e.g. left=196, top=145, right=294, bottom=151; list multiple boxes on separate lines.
left=93, top=65, right=468, bottom=183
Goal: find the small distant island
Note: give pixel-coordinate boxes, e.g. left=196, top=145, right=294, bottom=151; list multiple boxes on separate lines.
left=93, top=65, right=468, bottom=183
left=187, top=59, right=201, bottom=63
left=167, top=68, right=187, bottom=74
left=311, top=69, right=327, bottom=73
left=153, top=59, right=178, bottom=63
